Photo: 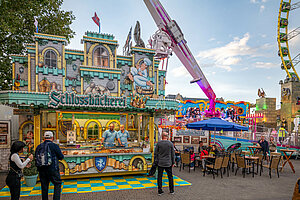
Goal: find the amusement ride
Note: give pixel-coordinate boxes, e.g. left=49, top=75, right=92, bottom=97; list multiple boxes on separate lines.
left=278, top=0, right=300, bottom=79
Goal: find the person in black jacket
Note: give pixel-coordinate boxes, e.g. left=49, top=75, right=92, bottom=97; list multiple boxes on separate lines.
left=35, top=131, right=64, bottom=200
left=154, top=132, right=175, bottom=195
left=6, top=141, right=33, bottom=200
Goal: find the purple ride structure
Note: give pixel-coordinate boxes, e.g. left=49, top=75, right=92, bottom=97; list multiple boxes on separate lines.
left=143, top=0, right=219, bottom=118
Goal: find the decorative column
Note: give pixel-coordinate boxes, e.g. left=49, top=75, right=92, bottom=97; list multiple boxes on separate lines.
left=34, top=113, right=41, bottom=150
left=149, top=116, right=154, bottom=155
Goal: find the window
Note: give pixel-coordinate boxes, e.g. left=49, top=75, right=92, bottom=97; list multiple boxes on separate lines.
left=94, top=46, right=109, bottom=67
left=87, top=121, right=99, bottom=140
left=44, top=50, right=57, bottom=68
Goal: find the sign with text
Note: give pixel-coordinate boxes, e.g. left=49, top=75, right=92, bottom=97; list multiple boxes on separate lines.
left=48, top=91, right=127, bottom=109
left=176, top=129, right=207, bottom=136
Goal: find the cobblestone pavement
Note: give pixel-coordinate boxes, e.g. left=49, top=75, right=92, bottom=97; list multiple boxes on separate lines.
left=1, top=159, right=299, bottom=200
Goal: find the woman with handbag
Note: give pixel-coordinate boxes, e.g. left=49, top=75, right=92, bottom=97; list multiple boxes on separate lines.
left=5, top=141, right=33, bottom=200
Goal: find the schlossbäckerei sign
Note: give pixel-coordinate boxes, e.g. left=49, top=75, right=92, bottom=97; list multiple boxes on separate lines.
left=48, top=91, right=127, bottom=108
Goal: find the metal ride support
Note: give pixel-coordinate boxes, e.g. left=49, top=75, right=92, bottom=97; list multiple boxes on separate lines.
left=143, top=0, right=218, bottom=117
left=278, top=0, right=300, bottom=79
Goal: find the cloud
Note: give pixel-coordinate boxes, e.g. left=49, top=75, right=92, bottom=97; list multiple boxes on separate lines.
left=170, top=65, right=190, bottom=77
left=255, top=62, right=278, bottom=69
left=208, top=37, right=216, bottom=42
left=260, top=5, right=265, bottom=12
left=197, top=33, right=255, bottom=71
left=267, top=76, right=271, bottom=79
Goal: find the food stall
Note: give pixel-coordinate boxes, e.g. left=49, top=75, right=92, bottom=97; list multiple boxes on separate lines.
left=0, top=30, right=179, bottom=177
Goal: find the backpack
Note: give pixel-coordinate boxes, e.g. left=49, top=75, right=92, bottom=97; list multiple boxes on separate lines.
left=36, top=142, right=52, bottom=167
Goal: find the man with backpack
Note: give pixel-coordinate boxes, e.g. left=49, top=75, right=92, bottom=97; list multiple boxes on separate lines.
left=35, top=131, right=64, bottom=200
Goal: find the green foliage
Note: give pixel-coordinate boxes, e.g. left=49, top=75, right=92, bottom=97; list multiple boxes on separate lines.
left=23, top=149, right=38, bottom=176
left=0, top=0, right=75, bottom=90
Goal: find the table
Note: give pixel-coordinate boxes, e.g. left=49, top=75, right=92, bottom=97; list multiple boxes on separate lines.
left=280, top=149, right=296, bottom=173
left=247, top=146, right=261, bottom=155
left=245, top=156, right=259, bottom=177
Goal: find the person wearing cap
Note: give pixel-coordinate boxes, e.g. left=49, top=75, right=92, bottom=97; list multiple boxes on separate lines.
left=116, top=125, right=130, bottom=147
left=35, top=131, right=64, bottom=200
left=101, top=123, right=117, bottom=148
left=127, top=57, right=154, bottom=90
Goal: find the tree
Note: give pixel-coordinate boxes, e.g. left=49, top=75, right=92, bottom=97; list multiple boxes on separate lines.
left=0, top=0, right=75, bottom=90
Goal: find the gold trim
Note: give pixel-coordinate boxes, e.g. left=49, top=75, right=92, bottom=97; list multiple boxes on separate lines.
left=34, top=115, right=41, bottom=150
left=19, top=121, right=34, bottom=142
left=83, top=35, right=118, bottom=43
left=114, top=47, right=117, bottom=68
left=28, top=54, right=31, bottom=91
left=84, top=42, right=87, bottom=66
left=131, top=46, right=155, bottom=51
left=35, top=41, right=38, bottom=66
left=62, top=44, right=66, bottom=92
left=80, top=68, right=121, bottom=74
left=105, top=120, right=120, bottom=130
left=34, top=32, right=66, bottom=39
left=36, top=74, right=38, bottom=92
left=156, top=68, right=159, bottom=95
left=59, top=160, right=70, bottom=176
left=128, top=155, right=148, bottom=171
left=41, top=47, right=62, bottom=69
left=149, top=117, right=154, bottom=160
left=84, top=119, right=102, bottom=140
left=65, top=52, right=84, bottom=56
left=117, top=80, right=120, bottom=97
left=117, top=58, right=132, bottom=61
left=81, top=77, right=84, bottom=94
left=12, top=63, right=15, bottom=90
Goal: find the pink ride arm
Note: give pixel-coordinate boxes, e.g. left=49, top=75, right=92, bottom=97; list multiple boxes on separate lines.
left=144, top=0, right=217, bottom=115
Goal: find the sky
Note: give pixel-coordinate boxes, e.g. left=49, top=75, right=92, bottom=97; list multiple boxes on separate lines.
left=61, top=0, right=300, bottom=106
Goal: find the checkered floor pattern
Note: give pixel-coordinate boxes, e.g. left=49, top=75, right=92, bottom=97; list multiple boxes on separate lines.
left=0, top=174, right=191, bottom=197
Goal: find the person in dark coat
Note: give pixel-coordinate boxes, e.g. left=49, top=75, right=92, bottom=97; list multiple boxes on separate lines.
left=154, top=132, right=175, bottom=195
left=6, top=141, right=33, bottom=200
left=35, top=131, right=64, bottom=200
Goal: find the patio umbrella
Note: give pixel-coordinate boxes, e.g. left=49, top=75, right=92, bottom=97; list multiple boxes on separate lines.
left=186, top=117, right=248, bottom=131
left=186, top=117, right=248, bottom=145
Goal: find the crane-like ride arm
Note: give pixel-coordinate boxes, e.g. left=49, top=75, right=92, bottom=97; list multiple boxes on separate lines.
left=144, top=0, right=218, bottom=117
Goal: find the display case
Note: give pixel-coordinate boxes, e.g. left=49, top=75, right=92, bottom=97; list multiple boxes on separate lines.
left=58, top=142, right=152, bottom=177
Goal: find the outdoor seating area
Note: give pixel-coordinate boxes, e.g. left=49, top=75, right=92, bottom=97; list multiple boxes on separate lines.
left=173, top=145, right=293, bottom=180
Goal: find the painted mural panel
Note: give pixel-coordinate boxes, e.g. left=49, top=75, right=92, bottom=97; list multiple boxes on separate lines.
left=177, top=100, right=250, bottom=118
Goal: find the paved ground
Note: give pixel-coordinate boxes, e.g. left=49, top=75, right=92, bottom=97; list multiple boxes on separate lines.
left=1, top=159, right=299, bottom=200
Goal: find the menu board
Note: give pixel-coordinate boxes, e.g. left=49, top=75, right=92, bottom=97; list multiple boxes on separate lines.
left=0, top=121, right=10, bottom=148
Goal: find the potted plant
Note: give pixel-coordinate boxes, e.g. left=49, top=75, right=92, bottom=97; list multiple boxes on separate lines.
left=23, top=149, right=38, bottom=187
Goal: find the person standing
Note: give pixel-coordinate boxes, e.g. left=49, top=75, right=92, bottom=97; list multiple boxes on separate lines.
left=6, top=141, right=33, bottom=200
left=278, top=127, right=287, bottom=144
left=35, top=131, right=64, bottom=200
left=116, top=125, right=130, bottom=147
left=101, top=123, right=117, bottom=148
left=154, top=132, right=175, bottom=195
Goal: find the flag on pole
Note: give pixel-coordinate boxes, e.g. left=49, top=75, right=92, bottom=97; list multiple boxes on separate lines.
left=34, top=17, right=38, bottom=33
left=92, top=12, right=100, bottom=33
left=125, top=27, right=132, bottom=47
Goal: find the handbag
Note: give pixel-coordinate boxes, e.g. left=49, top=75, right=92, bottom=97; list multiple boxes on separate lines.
left=10, top=167, right=23, bottom=178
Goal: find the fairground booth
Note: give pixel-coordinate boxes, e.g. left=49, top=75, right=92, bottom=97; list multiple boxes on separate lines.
left=0, top=31, right=178, bottom=178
